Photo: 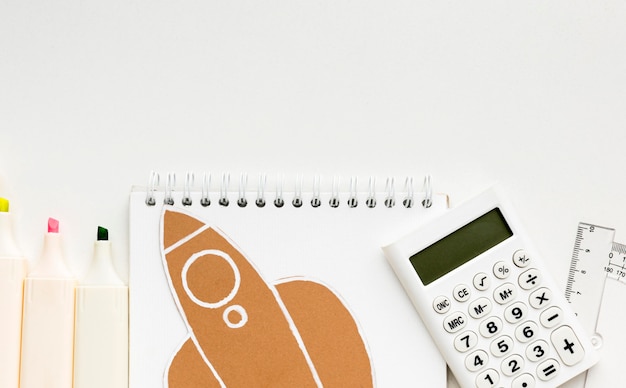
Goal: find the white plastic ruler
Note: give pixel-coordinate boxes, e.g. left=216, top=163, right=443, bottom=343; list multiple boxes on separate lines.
left=564, top=222, right=624, bottom=388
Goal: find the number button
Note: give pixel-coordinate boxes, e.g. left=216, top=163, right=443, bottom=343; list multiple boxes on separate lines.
left=529, top=287, right=552, bottom=309
left=493, top=283, right=517, bottom=305
left=476, top=368, right=499, bottom=388
left=465, top=349, right=489, bottom=372
left=443, top=312, right=467, bottom=333
left=551, top=325, right=585, bottom=366
left=540, top=306, right=563, bottom=328
left=518, top=268, right=541, bottom=290
left=515, top=321, right=538, bottom=343
left=490, top=335, right=513, bottom=358
left=537, top=358, right=560, bottom=381
left=501, top=354, right=524, bottom=377
left=479, top=316, right=503, bottom=338
left=433, top=295, right=451, bottom=314
left=453, top=284, right=471, bottom=302
left=493, top=261, right=511, bottom=279
left=504, top=301, right=528, bottom=324
left=512, top=373, right=535, bottom=388
left=468, top=297, right=492, bottom=319
left=454, top=331, right=478, bottom=353
left=473, top=272, right=490, bottom=291
left=513, top=249, right=531, bottom=268
left=526, top=339, right=549, bottom=362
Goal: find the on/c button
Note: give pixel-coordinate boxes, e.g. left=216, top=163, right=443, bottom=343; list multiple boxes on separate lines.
left=433, top=295, right=451, bottom=314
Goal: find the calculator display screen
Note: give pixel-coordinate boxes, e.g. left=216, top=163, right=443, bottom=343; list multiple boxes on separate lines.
left=409, top=208, right=513, bottom=285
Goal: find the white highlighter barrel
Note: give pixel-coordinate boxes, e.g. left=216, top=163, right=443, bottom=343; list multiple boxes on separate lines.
left=0, top=198, right=28, bottom=388
left=74, top=226, right=128, bottom=388
left=20, top=218, right=76, bottom=388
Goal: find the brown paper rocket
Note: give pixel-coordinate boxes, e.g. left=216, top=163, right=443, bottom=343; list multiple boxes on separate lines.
left=160, top=207, right=374, bottom=387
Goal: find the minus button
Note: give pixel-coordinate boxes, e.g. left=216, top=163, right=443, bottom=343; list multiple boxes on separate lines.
left=540, top=306, right=563, bottom=328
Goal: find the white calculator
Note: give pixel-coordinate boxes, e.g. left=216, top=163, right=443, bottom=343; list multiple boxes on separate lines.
left=383, top=188, right=599, bottom=388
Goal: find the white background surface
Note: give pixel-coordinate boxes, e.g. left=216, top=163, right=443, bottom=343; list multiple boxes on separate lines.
left=1, top=1, right=625, bottom=386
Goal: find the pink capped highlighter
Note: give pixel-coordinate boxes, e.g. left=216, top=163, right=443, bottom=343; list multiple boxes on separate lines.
left=20, top=218, right=76, bottom=388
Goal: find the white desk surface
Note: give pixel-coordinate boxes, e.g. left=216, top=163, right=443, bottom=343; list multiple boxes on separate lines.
left=1, top=2, right=625, bottom=387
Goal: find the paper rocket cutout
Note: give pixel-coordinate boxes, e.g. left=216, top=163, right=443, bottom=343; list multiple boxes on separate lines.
left=160, top=208, right=374, bottom=387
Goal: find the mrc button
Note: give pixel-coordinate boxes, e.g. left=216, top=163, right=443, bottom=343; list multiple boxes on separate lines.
left=444, top=312, right=467, bottom=333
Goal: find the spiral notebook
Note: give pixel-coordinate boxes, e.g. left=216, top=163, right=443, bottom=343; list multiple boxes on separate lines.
left=129, top=172, right=449, bottom=388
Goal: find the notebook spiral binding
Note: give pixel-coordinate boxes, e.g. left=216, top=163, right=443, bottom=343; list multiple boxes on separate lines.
left=145, top=172, right=434, bottom=210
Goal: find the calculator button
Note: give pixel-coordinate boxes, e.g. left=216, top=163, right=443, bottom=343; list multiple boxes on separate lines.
left=537, top=358, right=560, bottom=381
left=551, top=325, right=585, bottom=366
left=473, top=272, right=490, bottom=291
left=453, top=284, right=471, bottom=302
left=515, top=321, right=538, bottom=343
left=540, top=306, right=563, bottom=328
left=479, top=316, right=503, bottom=338
left=504, top=301, right=528, bottom=324
left=512, top=373, right=535, bottom=388
left=443, top=312, right=467, bottom=333
left=518, top=268, right=542, bottom=290
left=475, top=368, right=499, bottom=388
left=501, top=354, right=524, bottom=377
left=493, top=261, right=511, bottom=279
left=529, top=287, right=552, bottom=309
left=454, top=331, right=478, bottom=353
left=468, top=297, right=492, bottom=319
left=490, top=335, right=513, bottom=358
left=465, top=349, right=489, bottom=372
left=513, top=249, right=531, bottom=268
left=433, top=295, right=451, bottom=314
left=526, top=340, right=549, bottom=362
left=493, top=283, right=517, bottom=305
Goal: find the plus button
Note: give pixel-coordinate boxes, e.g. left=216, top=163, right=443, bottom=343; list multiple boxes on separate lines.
left=563, top=339, right=575, bottom=354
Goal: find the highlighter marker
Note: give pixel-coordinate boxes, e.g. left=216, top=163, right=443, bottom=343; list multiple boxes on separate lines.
left=74, top=226, right=128, bottom=388
left=20, top=218, right=76, bottom=388
left=0, top=198, right=28, bottom=388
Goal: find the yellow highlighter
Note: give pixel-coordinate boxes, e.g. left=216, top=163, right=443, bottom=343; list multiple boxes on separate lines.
left=0, top=198, right=28, bottom=388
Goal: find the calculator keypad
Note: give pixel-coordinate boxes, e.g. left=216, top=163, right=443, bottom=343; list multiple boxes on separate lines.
left=435, top=249, right=586, bottom=386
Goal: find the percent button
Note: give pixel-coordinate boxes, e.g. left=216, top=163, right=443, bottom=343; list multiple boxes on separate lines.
left=493, top=261, right=511, bottom=280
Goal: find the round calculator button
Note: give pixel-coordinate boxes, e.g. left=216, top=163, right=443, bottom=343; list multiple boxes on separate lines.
left=526, top=339, right=549, bottom=362
left=443, top=312, right=467, bottom=333
left=493, top=261, right=511, bottom=279
left=536, top=358, right=560, bottom=381
left=518, top=268, right=542, bottom=290
left=529, top=287, right=552, bottom=309
left=515, top=321, right=539, bottom=343
left=433, top=295, right=451, bottom=314
left=540, top=306, right=563, bottom=328
left=453, top=284, right=471, bottom=302
left=454, top=331, right=478, bottom=353
left=512, top=373, right=535, bottom=388
left=468, top=297, right=492, bottom=319
left=513, top=249, right=531, bottom=268
left=504, top=301, right=528, bottom=324
left=465, top=349, right=489, bottom=372
left=475, top=368, right=499, bottom=388
left=501, top=354, right=524, bottom=377
left=473, top=272, right=490, bottom=291
left=479, top=316, right=503, bottom=338
left=490, top=335, right=514, bottom=358
left=493, top=283, right=517, bottom=305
